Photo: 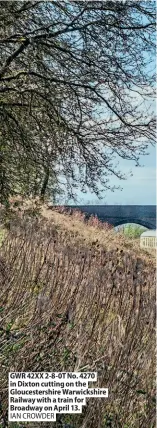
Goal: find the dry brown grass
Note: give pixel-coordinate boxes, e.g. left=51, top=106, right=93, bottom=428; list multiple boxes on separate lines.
left=41, top=205, right=156, bottom=260
left=0, top=203, right=156, bottom=428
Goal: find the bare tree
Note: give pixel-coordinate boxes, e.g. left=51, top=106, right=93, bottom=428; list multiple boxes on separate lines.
left=0, top=1, right=156, bottom=202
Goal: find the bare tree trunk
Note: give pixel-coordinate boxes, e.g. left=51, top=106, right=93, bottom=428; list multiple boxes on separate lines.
left=40, top=167, right=49, bottom=202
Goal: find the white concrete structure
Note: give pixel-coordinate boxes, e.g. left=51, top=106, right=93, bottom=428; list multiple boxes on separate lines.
left=140, top=230, right=157, bottom=249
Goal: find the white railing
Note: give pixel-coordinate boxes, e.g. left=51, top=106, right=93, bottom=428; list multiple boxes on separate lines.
left=140, top=236, right=157, bottom=249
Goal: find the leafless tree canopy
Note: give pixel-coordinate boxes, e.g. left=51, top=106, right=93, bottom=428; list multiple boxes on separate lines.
left=0, top=1, right=156, bottom=201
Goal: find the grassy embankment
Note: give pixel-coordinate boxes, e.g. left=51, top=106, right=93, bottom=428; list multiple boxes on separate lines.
left=0, top=201, right=156, bottom=428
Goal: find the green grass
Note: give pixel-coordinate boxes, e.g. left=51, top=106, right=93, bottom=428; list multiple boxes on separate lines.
left=117, top=224, right=147, bottom=239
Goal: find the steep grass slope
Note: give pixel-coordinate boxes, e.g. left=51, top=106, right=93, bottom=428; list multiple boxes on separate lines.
left=0, top=205, right=156, bottom=428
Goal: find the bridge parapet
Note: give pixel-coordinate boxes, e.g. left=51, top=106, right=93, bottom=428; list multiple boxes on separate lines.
left=68, top=205, right=156, bottom=230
